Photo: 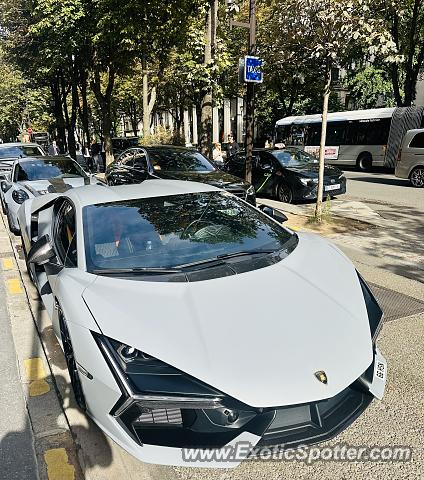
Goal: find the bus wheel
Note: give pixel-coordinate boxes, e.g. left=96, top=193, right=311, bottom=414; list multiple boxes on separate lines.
left=356, top=153, right=372, bottom=171
left=410, top=167, right=424, bottom=188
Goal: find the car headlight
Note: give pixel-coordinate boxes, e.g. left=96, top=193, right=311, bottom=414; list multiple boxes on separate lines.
left=96, top=334, right=227, bottom=408
left=12, top=189, right=29, bottom=204
left=247, top=185, right=255, bottom=195
left=300, top=178, right=318, bottom=186
left=357, top=273, right=383, bottom=342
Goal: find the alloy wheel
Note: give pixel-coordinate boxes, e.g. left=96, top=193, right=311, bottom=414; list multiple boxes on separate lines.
left=410, top=167, right=424, bottom=188
left=59, top=310, right=87, bottom=411
left=277, top=183, right=293, bottom=203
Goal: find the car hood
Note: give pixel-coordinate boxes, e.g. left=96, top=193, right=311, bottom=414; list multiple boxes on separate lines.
left=18, top=176, right=92, bottom=196
left=82, top=233, right=373, bottom=408
left=154, top=169, right=249, bottom=189
left=285, top=163, right=342, bottom=178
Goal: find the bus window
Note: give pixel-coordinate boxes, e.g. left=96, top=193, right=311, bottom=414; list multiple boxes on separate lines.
left=326, top=122, right=346, bottom=145
left=305, top=124, right=321, bottom=145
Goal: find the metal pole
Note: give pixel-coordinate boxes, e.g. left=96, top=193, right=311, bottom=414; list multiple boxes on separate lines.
left=245, top=0, right=256, bottom=183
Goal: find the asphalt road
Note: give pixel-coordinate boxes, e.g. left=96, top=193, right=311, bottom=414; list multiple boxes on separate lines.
left=342, top=168, right=424, bottom=211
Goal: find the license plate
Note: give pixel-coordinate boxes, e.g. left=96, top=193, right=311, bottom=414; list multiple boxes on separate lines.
left=325, top=184, right=340, bottom=191
left=374, top=360, right=386, bottom=382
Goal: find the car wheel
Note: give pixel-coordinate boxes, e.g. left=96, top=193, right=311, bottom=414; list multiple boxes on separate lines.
left=59, top=309, right=87, bottom=411
left=277, top=183, right=293, bottom=203
left=410, top=167, right=424, bottom=188
left=356, top=153, right=372, bottom=171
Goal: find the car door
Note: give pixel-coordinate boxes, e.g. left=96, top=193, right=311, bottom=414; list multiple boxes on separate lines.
left=132, top=149, right=150, bottom=183
left=228, top=152, right=246, bottom=179
left=254, top=152, right=278, bottom=195
left=110, top=150, right=136, bottom=185
left=407, top=131, right=424, bottom=168
left=48, top=200, right=78, bottom=338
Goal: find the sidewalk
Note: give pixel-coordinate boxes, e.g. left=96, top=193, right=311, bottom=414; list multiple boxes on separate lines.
left=257, top=196, right=424, bottom=284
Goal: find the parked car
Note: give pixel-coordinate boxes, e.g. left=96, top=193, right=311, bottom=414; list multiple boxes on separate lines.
left=19, top=180, right=386, bottom=468
left=224, top=147, right=346, bottom=203
left=1, top=156, right=100, bottom=234
left=395, top=129, right=424, bottom=187
left=105, top=145, right=256, bottom=205
left=0, top=142, right=45, bottom=179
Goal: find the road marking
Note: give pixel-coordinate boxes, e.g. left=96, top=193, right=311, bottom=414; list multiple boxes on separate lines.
left=44, top=448, right=75, bottom=480
left=29, top=379, right=50, bottom=396
left=1, top=257, right=14, bottom=270
left=24, top=357, right=47, bottom=381
left=6, top=277, right=23, bottom=294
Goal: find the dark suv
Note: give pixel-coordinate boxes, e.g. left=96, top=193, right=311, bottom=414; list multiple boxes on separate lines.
left=105, top=146, right=256, bottom=205
left=225, top=148, right=346, bottom=203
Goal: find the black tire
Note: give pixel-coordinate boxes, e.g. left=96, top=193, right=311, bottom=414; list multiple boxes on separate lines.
left=276, top=182, right=293, bottom=203
left=410, top=166, right=424, bottom=188
left=59, top=310, right=87, bottom=411
left=356, top=153, right=372, bottom=171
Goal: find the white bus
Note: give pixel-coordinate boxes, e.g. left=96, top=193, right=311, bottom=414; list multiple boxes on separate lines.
left=275, top=107, right=424, bottom=170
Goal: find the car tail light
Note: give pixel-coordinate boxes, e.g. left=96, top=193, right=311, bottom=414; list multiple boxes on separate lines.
left=396, top=150, right=402, bottom=163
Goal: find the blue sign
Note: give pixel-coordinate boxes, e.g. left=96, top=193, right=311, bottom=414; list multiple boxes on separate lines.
left=244, top=56, right=263, bottom=83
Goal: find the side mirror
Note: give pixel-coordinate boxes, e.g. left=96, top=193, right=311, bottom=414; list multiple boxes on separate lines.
left=27, top=234, right=56, bottom=266
left=1, top=181, right=11, bottom=193
left=259, top=205, right=288, bottom=223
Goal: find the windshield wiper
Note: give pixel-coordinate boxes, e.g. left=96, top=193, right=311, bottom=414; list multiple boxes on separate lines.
left=217, top=249, right=275, bottom=260
left=92, top=267, right=182, bottom=275
left=174, top=249, right=275, bottom=270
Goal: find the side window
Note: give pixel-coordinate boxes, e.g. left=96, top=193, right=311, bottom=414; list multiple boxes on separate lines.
left=120, top=151, right=135, bottom=167
left=409, top=132, right=424, bottom=148
left=258, top=152, right=274, bottom=169
left=133, top=151, right=148, bottom=170
left=234, top=152, right=246, bottom=166
left=55, top=201, right=77, bottom=267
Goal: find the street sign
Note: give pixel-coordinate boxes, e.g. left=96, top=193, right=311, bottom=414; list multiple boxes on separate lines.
left=27, top=127, right=33, bottom=134
left=243, top=56, right=263, bottom=83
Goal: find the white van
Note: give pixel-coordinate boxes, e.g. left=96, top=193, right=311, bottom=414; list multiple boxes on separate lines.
left=395, top=129, right=424, bottom=187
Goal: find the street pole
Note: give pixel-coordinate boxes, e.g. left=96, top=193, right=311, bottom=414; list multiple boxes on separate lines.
left=245, top=0, right=256, bottom=184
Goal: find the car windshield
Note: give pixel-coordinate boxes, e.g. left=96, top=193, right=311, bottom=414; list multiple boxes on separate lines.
left=15, top=159, right=86, bottom=181
left=272, top=149, right=318, bottom=167
left=0, top=145, right=44, bottom=159
left=148, top=149, right=215, bottom=173
left=83, top=192, right=294, bottom=272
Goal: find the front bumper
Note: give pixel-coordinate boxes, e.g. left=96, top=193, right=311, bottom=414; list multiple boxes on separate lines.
left=92, top=334, right=386, bottom=467
left=298, top=178, right=347, bottom=201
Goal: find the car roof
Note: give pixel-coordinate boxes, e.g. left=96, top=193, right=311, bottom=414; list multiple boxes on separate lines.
left=0, top=142, right=42, bottom=148
left=142, top=145, right=196, bottom=151
left=65, top=180, right=221, bottom=208
left=17, top=155, right=71, bottom=164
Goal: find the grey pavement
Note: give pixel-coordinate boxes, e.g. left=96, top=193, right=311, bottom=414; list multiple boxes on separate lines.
left=0, top=269, right=38, bottom=480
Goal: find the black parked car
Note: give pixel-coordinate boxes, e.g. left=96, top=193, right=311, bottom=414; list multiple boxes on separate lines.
left=105, top=146, right=256, bottom=205
left=224, top=148, right=346, bottom=203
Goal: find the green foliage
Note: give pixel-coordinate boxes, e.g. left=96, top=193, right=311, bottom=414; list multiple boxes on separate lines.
left=345, top=66, right=395, bottom=109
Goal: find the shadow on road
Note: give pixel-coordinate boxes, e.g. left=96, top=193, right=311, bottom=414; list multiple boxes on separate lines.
left=347, top=176, right=411, bottom=187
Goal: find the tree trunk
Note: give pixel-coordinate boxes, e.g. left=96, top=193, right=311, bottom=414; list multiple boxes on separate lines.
left=315, top=66, right=332, bottom=222
left=91, top=66, right=115, bottom=166
left=50, top=75, right=67, bottom=151
left=79, top=69, right=91, bottom=147
left=199, top=0, right=216, bottom=159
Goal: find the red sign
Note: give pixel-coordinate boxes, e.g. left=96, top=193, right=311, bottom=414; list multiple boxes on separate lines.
left=27, top=128, right=33, bottom=134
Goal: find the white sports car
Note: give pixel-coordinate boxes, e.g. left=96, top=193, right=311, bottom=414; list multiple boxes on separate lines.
left=1, top=156, right=99, bottom=234
left=18, top=180, right=387, bottom=468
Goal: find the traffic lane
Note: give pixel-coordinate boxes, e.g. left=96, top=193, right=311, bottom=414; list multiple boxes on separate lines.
left=341, top=168, right=423, bottom=209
